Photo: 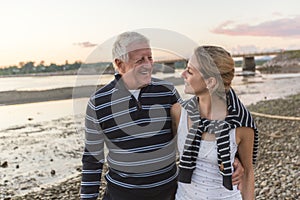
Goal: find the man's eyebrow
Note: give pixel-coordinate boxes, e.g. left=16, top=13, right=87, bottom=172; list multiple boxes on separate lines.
left=134, top=57, right=143, bottom=61
left=186, top=66, right=192, bottom=70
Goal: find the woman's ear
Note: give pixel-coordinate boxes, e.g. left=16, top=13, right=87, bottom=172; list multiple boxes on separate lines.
left=205, top=77, right=217, bottom=90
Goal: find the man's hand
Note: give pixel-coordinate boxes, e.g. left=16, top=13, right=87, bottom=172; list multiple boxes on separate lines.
left=232, top=157, right=244, bottom=191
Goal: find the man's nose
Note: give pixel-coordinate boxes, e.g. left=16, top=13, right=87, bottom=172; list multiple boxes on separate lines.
left=145, top=57, right=153, bottom=65
left=142, top=64, right=152, bottom=69
left=143, top=59, right=153, bottom=68
left=181, top=70, right=186, bottom=78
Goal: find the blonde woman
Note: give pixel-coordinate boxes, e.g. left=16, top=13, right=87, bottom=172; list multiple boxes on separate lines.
left=172, top=46, right=258, bottom=200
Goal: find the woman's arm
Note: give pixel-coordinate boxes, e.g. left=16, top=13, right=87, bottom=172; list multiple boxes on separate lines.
left=236, top=127, right=255, bottom=200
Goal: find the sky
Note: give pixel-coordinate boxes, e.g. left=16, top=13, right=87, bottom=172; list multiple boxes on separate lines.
left=1, top=0, right=300, bottom=67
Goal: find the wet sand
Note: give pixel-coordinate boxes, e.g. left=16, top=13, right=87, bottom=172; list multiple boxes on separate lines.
left=0, top=115, right=85, bottom=198
left=0, top=85, right=96, bottom=105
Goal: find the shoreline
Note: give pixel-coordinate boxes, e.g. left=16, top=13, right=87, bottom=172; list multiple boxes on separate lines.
left=0, top=85, right=99, bottom=105
left=2, top=70, right=300, bottom=107
left=1, top=69, right=300, bottom=106
left=0, top=77, right=184, bottom=106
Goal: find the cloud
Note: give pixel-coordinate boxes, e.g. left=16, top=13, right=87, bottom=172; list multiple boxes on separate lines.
left=74, top=41, right=97, bottom=48
left=272, top=12, right=282, bottom=17
left=211, top=16, right=300, bottom=38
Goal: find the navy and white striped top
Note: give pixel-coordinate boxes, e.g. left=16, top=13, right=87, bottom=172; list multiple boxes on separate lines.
left=80, top=74, right=181, bottom=199
left=178, top=88, right=259, bottom=190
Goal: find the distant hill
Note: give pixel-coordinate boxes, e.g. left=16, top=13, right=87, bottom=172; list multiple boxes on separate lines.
left=258, top=50, right=300, bottom=73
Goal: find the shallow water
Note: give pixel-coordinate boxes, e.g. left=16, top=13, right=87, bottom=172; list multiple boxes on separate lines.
left=231, top=71, right=300, bottom=105
left=0, top=74, right=113, bottom=92
left=1, top=69, right=300, bottom=130
left=0, top=98, right=88, bottom=130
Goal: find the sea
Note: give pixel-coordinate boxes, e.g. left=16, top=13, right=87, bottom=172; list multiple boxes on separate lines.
left=1, top=68, right=300, bottom=130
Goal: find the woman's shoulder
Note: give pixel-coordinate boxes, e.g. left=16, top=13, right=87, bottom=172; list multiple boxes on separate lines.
left=171, top=102, right=182, bottom=121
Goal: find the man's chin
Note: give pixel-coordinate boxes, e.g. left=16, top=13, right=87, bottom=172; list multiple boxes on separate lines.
left=137, top=79, right=151, bottom=88
left=138, top=82, right=150, bottom=89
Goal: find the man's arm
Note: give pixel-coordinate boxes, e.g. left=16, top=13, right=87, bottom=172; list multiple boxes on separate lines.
left=80, top=99, right=105, bottom=200
left=232, top=156, right=244, bottom=191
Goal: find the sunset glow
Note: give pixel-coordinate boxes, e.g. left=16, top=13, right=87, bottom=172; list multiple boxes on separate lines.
left=1, top=0, right=299, bottom=67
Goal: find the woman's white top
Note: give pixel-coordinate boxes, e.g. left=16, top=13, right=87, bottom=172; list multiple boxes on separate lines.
left=175, top=108, right=242, bottom=200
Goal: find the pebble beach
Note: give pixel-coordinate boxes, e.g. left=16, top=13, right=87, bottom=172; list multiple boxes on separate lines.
left=0, top=94, right=300, bottom=200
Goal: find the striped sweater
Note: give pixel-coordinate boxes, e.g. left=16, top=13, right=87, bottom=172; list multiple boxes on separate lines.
left=178, top=88, right=259, bottom=190
left=80, top=74, right=181, bottom=199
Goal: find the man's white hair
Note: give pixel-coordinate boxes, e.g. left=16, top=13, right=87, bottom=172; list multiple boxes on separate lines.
left=112, top=31, right=150, bottom=62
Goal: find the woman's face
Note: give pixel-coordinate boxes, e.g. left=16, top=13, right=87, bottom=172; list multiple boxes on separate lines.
left=181, top=54, right=208, bottom=95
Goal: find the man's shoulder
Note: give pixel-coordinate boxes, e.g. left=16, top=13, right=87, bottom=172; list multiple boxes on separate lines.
left=97, top=80, right=116, bottom=93
left=90, top=80, right=116, bottom=102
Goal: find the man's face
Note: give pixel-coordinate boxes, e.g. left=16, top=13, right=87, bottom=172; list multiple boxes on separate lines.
left=118, top=42, right=153, bottom=89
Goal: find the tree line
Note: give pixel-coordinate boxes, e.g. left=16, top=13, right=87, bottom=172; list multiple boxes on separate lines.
left=0, top=60, right=186, bottom=76
left=0, top=60, right=84, bottom=75
left=0, top=60, right=119, bottom=76
left=1, top=58, right=264, bottom=76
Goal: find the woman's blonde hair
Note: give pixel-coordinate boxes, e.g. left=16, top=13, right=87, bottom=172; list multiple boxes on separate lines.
left=194, top=46, right=235, bottom=95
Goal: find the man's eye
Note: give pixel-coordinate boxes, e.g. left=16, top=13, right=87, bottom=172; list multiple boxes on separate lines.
left=186, top=67, right=192, bottom=74
left=136, top=59, right=143, bottom=64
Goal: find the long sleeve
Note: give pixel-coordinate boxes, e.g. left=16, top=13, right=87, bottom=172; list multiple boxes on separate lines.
left=80, top=98, right=105, bottom=200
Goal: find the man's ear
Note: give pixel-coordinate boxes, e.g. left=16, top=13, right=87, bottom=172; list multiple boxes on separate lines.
left=114, top=59, right=125, bottom=73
